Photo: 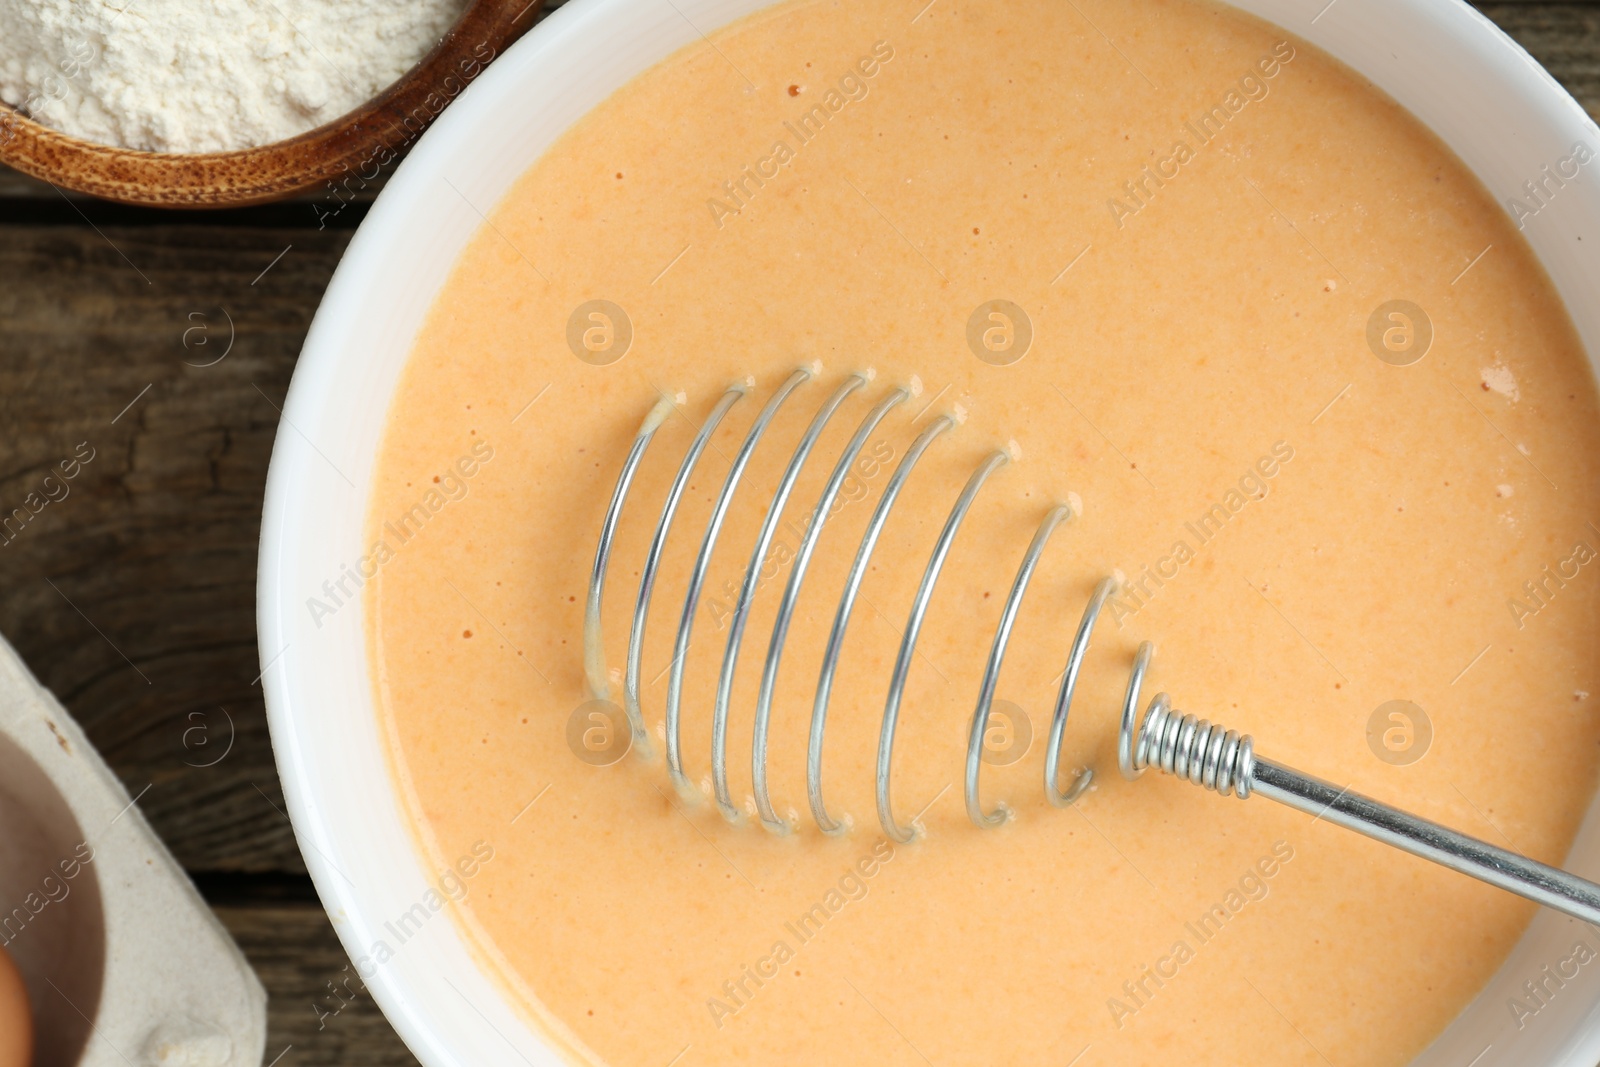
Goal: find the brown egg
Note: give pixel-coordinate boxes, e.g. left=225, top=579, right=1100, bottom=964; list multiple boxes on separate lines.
left=0, top=945, right=31, bottom=1067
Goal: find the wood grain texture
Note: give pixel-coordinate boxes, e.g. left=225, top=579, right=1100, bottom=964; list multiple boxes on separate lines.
left=0, top=221, right=350, bottom=874
left=213, top=903, right=420, bottom=1066
left=1478, top=3, right=1600, bottom=117
left=0, top=3, right=1587, bottom=1065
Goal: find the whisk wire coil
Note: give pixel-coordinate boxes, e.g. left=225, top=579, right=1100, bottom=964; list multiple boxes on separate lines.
left=808, top=411, right=953, bottom=834
left=877, top=448, right=1009, bottom=843
left=587, top=375, right=1113, bottom=836
left=714, top=372, right=866, bottom=828
left=964, top=504, right=1072, bottom=829
left=755, top=383, right=910, bottom=833
left=625, top=386, right=746, bottom=772
left=1044, top=576, right=1111, bottom=807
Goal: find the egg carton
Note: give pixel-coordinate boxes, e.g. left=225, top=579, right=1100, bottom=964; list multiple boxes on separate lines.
left=0, top=633, right=265, bottom=1066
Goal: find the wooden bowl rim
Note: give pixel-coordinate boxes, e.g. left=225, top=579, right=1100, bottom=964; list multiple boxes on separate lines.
left=0, top=0, right=539, bottom=209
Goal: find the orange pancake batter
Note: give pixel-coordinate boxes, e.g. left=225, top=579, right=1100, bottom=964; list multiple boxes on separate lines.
left=363, top=0, right=1600, bottom=1062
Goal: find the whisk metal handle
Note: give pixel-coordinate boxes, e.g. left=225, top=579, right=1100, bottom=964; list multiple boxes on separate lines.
left=1125, top=658, right=1600, bottom=927
left=1250, top=756, right=1600, bottom=927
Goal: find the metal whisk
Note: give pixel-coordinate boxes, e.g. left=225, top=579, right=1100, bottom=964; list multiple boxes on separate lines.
left=584, top=369, right=1109, bottom=842
left=585, top=371, right=1600, bottom=927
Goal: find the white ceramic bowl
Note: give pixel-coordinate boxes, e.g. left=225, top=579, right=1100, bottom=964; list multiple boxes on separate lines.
left=258, top=0, right=1600, bottom=1062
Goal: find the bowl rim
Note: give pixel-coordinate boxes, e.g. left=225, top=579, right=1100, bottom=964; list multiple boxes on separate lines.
left=258, top=0, right=1600, bottom=1063
left=0, top=0, right=539, bottom=208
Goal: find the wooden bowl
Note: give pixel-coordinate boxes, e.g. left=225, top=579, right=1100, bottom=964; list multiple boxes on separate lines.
left=0, top=0, right=540, bottom=209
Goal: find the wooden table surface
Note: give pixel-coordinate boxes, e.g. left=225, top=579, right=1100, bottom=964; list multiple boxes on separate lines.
left=0, top=2, right=1595, bottom=1063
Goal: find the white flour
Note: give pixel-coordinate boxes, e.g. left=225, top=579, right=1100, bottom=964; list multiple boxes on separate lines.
left=0, top=0, right=468, bottom=154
